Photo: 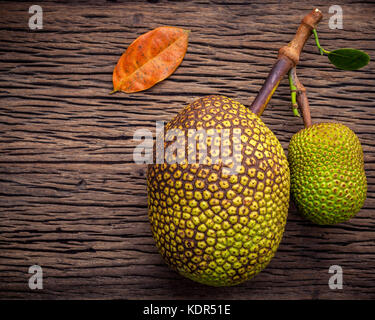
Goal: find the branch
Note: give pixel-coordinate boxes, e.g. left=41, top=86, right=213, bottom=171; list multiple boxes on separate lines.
left=290, top=67, right=312, bottom=128
left=250, top=8, right=323, bottom=116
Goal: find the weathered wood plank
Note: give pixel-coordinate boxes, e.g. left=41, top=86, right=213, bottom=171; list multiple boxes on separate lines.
left=0, top=0, right=374, bottom=299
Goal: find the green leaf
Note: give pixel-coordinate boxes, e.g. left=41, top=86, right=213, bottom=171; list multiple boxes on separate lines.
left=328, top=48, right=370, bottom=70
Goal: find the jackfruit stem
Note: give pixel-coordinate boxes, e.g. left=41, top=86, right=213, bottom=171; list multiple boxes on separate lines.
left=288, top=69, right=301, bottom=117
left=290, top=67, right=312, bottom=128
left=250, top=8, right=323, bottom=116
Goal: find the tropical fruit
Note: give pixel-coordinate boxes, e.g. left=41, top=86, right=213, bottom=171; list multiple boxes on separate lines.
left=147, top=95, right=290, bottom=286
left=288, top=122, right=367, bottom=225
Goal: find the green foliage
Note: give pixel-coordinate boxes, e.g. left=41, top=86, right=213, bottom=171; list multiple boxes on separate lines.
left=313, top=29, right=370, bottom=71
left=328, top=48, right=370, bottom=71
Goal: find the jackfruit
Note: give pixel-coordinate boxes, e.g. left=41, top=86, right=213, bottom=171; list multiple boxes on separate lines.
left=147, top=95, right=290, bottom=286
left=288, top=122, right=367, bottom=225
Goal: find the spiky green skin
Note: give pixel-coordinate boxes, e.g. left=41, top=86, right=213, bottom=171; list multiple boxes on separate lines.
left=288, top=123, right=367, bottom=225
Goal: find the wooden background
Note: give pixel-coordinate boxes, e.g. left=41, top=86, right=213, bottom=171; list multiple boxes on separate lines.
left=0, top=0, right=374, bottom=299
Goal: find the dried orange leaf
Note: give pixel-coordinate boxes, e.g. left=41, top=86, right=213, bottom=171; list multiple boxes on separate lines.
left=112, top=26, right=189, bottom=93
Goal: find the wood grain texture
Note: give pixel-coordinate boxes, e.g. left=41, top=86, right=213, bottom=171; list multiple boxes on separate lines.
left=0, top=0, right=374, bottom=299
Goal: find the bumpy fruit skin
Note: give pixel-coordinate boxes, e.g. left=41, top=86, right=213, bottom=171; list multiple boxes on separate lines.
left=288, top=122, right=367, bottom=225
left=147, top=95, right=290, bottom=286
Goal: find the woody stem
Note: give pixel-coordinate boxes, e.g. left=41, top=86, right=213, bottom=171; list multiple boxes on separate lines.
left=290, top=67, right=312, bottom=128
left=250, top=8, right=323, bottom=116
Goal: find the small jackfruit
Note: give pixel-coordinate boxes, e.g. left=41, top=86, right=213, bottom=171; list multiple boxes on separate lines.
left=147, top=95, right=290, bottom=286
left=288, top=122, right=367, bottom=225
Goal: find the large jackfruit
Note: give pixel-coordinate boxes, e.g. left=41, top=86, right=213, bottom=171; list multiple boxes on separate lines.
left=147, top=95, right=290, bottom=286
